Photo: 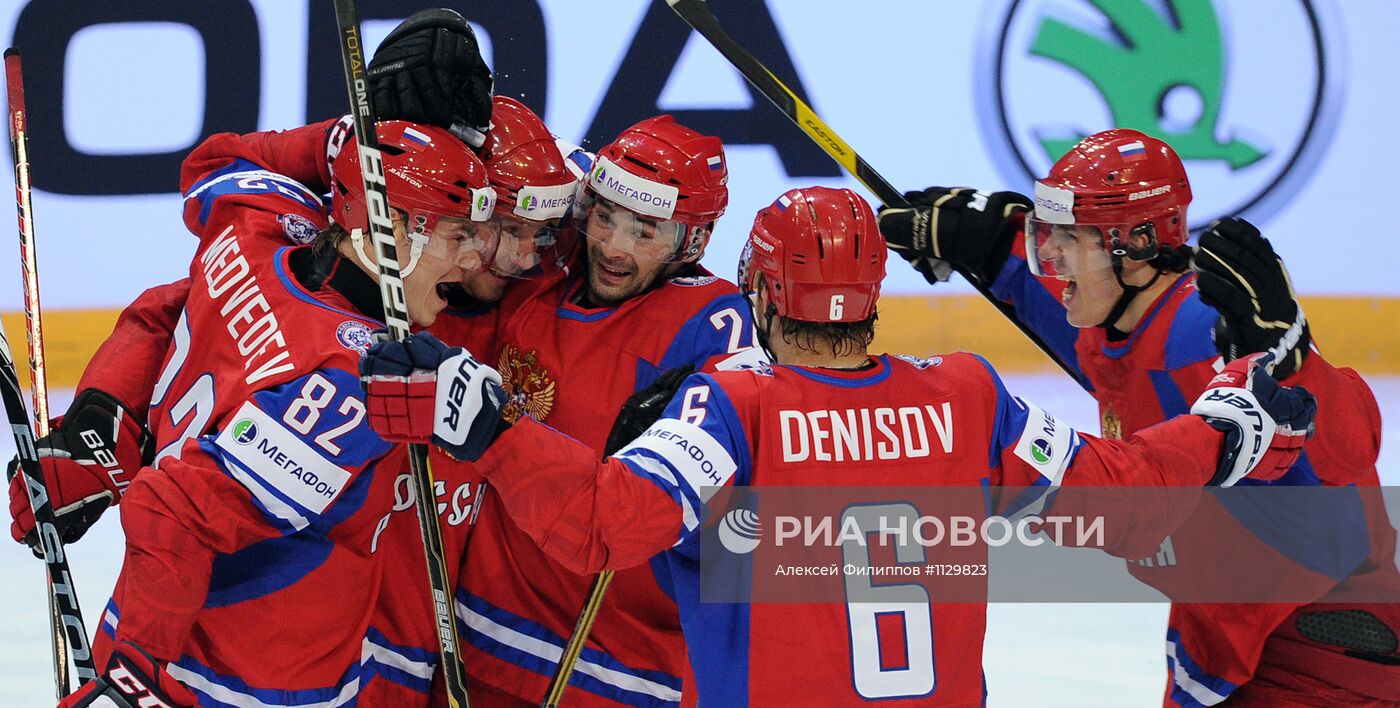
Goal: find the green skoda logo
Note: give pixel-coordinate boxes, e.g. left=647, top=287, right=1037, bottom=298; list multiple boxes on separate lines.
left=977, top=0, right=1341, bottom=230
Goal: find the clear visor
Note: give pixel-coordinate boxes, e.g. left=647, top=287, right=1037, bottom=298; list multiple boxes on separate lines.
left=487, top=210, right=565, bottom=279
left=1024, top=217, right=1116, bottom=279
left=408, top=212, right=504, bottom=274
left=577, top=191, right=693, bottom=264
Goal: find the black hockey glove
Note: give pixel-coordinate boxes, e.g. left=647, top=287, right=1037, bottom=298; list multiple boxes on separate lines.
left=8, top=388, right=155, bottom=555
left=368, top=8, right=494, bottom=149
left=1194, top=217, right=1312, bottom=380
left=604, top=365, right=696, bottom=456
left=876, top=187, right=1031, bottom=286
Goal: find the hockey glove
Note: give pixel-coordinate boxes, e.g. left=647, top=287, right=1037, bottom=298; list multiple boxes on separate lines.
left=360, top=331, right=507, bottom=461
left=58, top=640, right=196, bottom=708
left=604, top=364, right=696, bottom=456
left=367, top=8, right=494, bottom=149
left=1194, top=217, right=1312, bottom=379
left=1191, top=353, right=1316, bottom=487
left=876, top=187, right=1031, bottom=285
left=8, top=389, right=154, bottom=553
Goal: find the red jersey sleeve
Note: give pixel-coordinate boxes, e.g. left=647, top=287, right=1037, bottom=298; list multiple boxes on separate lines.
left=76, top=279, right=191, bottom=412
left=474, top=371, right=758, bottom=575
left=178, top=118, right=340, bottom=196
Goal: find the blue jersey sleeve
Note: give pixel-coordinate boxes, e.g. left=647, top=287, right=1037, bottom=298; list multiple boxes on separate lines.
left=612, top=372, right=754, bottom=545
left=989, top=251, right=1090, bottom=389
left=973, top=354, right=1085, bottom=498
left=642, top=290, right=765, bottom=390
left=201, top=367, right=392, bottom=534
left=184, top=159, right=325, bottom=229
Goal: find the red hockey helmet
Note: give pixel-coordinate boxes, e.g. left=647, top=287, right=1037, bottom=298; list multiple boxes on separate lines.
left=480, top=97, right=581, bottom=278
left=483, top=97, right=578, bottom=220
left=1026, top=129, right=1192, bottom=277
left=332, top=121, right=496, bottom=231
left=333, top=121, right=504, bottom=277
left=578, top=115, right=728, bottom=263
left=741, top=187, right=886, bottom=323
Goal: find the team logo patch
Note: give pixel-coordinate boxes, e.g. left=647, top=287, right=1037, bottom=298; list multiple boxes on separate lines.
left=669, top=274, right=718, bottom=287
left=718, top=508, right=763, bottom=554
left=336, top=321, right=375, bottom=355
left=279, top=213, right=320, bottom=244
left=231, top=418, right=259, bottom=445
left=497, top=344, right=557, bottom=423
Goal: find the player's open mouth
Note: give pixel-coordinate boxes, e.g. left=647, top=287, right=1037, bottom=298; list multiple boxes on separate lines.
left=1062, top=278, right=1077, bottom=306
left=595, top=261, right=632, bottom=284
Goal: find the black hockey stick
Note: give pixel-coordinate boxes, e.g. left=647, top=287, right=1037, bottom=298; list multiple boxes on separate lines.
left=4, top=47, right=96, bottom=697
left=665, top=0, right=1078, bottom=380
left=329, top=3, right=470, bottom=706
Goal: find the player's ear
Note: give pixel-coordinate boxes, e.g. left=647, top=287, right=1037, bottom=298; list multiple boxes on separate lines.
left=391, top=209, right=410, bottom=243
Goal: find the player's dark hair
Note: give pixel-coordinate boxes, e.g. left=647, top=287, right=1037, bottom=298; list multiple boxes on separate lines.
left=312, top=223, right=350, bottom=256
left=1150, top=243, right=1193, bottom=273
left=778, top=312, right=878, bottom=358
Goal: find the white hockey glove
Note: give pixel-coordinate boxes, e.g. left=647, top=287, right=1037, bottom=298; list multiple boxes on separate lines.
left=1191, top=353, right=1316, bottom=486
left=359, top=331, right=508, bottom=461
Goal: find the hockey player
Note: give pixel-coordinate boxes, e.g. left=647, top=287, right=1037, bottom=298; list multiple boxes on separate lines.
left=54, top=119, right=500, bottom=707
left=23, top=101, right=586, bottom=707
left=429, top=115, right=758, bottom=707
left=429, top=95, right=585, bottom=354
left=8, top=4, right=495, bottom=555
left=875, top=129, right=1400, bottom=705
left=359, top=185, right=1318, bottom=706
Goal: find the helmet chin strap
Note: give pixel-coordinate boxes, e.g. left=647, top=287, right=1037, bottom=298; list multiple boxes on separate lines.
left=349, top=226, right=428, bottom=278
left=1097, top=237, right=1165, bottom=331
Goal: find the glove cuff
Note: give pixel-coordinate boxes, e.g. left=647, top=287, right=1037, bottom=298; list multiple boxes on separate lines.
left=1192, top=385, right=1276, bottom=487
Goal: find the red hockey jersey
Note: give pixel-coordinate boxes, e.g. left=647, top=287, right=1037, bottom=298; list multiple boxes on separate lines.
left=470, top=352, right=1234, bottom=705
left=456, top=270, right=760, bottom=707
left=91, top=123, right=478, bottom=706
left=989, top=247, right=1400, bottom=705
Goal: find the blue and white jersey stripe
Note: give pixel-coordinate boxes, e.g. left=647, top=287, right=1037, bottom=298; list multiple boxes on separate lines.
left=185, top=159, right=324, bottom=226
left=1165, top=628, right=1238, bottom=707
left=456, top=591, right=682, bottom=708
left=614, top=373, right=753, bottom=543
left=99, top=599, right=434, bottom=707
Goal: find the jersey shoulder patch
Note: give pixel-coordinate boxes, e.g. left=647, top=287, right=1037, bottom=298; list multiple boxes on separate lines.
left=892, top=353, right=944, bottom=370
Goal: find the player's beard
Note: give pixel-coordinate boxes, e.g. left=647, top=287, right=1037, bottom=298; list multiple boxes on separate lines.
left=582, top=248, right=670, bottom=308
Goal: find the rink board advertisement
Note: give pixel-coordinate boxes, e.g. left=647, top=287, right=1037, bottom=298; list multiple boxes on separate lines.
left=0, top=0, right=1396, bottom=375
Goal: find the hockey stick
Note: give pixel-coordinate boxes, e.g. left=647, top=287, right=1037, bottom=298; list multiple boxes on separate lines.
left=665, top=0, right=1078, bottom=380
left=541, top=571, right=614, bottom=707
left=5, top=51, right=49, bottom=435
left=4, top=47, right=95, bottom=698
left=329, top=4, right=470, bottom=706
